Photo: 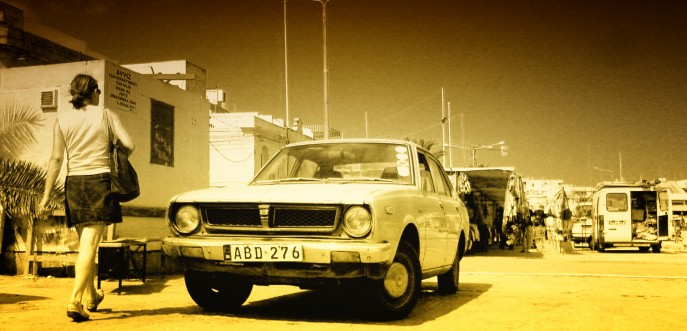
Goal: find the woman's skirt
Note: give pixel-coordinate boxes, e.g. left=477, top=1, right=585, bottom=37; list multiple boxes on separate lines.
left=65, top=172, right=122, bottom=228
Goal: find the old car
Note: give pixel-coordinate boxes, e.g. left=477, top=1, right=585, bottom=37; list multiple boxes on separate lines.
left=162, top=139, right=470, bottom=320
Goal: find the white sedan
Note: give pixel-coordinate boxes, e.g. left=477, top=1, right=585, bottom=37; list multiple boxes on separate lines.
left=163, top=139, right=470, bottom=320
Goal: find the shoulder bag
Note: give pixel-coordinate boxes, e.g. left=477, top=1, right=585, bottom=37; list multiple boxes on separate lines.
left=105, top=109, right=140, bottom=202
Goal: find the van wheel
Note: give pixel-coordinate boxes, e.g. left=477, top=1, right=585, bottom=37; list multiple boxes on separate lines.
left=651, top=245, right=661, bottom=253
left=638, top=247, right=650, bottom=253
left=367, top=241, right=421, bottom=321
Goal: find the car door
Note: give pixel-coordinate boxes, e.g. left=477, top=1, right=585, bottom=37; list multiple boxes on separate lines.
left=416, top=152, right=447, bottom=271
left=425, top=156, right=459, bottom=266
left=602, top=189, right=632, bottom=242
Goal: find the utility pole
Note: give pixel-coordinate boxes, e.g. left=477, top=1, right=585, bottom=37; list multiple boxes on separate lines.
left=283, top=0, right=290, bottom=142
left=310, top=0, right=332, bottom=139
left=441, top=87, right=446, bottom=166
left=447, top=102, right=452, bottom=168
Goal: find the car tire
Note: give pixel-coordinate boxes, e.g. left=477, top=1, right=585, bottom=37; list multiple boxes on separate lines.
left=437, top=246, right=460, bottom=294
left=638, top=246, right=650, bottom=253
left=184, top=270, right=253, bottom=311
left=652, top=245, right=661, bottom=253
left=366, top=241, right=421, bottom=321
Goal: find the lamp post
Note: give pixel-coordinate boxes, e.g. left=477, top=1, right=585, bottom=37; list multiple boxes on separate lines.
left=593, top=166, right=614, bottom=182
left=448, top=141, right=507, bottom=167
left=309, top=0, right=333, bottom=139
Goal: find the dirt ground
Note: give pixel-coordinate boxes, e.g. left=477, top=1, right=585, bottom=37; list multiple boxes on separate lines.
left=2, top=241, right=687, bottom=331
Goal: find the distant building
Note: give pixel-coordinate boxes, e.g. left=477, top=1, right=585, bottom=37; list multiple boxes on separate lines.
left=209, top=113, right=313, bottom=186
left=523, top=178, right=564, bottom=211
left=0, top=1, right=100, bottom=68
left=304, top=124, right=344, bottom=140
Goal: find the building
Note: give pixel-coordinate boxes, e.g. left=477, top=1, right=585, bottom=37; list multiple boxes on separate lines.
left=0, top=59, right=210, bottom=274
left=304, top=124, right=344, bottom=140
left=209, top=113, right=313, bottom=186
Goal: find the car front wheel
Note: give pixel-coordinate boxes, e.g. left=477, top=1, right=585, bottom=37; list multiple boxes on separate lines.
left=184, top=270, right=253, bottom=311
left=367, top=241, right=421, bottom=321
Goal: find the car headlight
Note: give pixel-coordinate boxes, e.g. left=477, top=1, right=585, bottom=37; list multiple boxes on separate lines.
left=174, top=205, right=201, bottom=234
left=343, top=206, right=372, bottom=238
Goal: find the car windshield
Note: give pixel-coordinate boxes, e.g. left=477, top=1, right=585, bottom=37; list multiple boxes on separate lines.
left=251, top=142, right=414, bottom=185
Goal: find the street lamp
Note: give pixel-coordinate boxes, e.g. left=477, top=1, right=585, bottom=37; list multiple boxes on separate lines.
left=309, top=0, right=333, bottom=139
left=593, top=166, right=614, bottom=181
left=470, top=141, right=507, bottom=167
left=448, top=141, right=507, bottom=167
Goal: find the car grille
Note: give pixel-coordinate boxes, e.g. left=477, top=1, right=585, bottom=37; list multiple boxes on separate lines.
left=203, top=204, right=340, bottom=233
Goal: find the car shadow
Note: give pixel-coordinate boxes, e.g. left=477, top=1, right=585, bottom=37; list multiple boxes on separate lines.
left=223, top=281, right=492, bottom=325
left=97, top=280, right=492, bottom=325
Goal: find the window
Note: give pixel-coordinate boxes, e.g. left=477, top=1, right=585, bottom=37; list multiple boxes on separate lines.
left=606, top=193, right=628, bottom=212
left=427, top=156, right=452, bottom=197
left=417, top=153, right=434, bottom=192
left=150, top=100, right=174, bottom=167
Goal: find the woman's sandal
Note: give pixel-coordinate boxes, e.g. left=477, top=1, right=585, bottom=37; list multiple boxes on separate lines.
left=67, top=302, right=90, bottom=322
left=87, top=289, right=105, bottom=311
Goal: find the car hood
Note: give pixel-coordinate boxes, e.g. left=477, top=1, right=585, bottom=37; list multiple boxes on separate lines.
left=169, top=182, right=410, bottom=205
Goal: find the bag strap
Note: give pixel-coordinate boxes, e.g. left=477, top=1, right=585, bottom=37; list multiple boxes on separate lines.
left=103, top=108, right=118, bottom=145
left=103, top=108, right=121, bottom=174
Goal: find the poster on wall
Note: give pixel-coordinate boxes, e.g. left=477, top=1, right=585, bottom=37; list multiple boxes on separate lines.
left=104, top=63, right=139, bottom=113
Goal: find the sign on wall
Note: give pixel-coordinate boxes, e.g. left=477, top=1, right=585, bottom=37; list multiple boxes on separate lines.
left=104, top=63, right=139, bottom=113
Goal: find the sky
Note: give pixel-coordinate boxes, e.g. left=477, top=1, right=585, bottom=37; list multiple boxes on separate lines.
left=13, top=0, right=687, bottom=187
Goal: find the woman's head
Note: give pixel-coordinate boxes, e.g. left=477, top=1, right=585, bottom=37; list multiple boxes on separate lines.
left=69, top=74, right=100, bottom=109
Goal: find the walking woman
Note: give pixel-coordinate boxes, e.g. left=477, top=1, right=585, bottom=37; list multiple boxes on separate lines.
left=39, top=74, right=135, bottom=322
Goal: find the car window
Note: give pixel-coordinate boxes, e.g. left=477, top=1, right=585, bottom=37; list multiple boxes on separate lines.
left=426, top=156, right=452, bottom=197
left=417, top=153, right=434, bottom=192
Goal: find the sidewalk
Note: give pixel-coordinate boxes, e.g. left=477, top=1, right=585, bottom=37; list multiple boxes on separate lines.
left=468, top=238, right=687, bottom=258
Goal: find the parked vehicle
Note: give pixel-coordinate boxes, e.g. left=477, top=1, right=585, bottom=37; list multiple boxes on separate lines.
left=571, top=201, right=592, bottom=244
left=590, top=182, right=670, bottom=253
left=162, top=139, right=470, bottom=320
left=571, top=217, right=592, bottom=244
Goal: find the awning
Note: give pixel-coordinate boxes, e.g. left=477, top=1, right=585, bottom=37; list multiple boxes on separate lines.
left=447, top=167, right=517, bottom=207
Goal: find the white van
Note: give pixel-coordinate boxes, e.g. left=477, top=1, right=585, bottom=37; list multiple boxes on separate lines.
left=591, top=182, right=670, bottom=253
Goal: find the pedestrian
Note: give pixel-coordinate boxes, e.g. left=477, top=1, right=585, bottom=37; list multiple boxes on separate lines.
left=534, top=220, right=546, bottom=251
left=38, top=74, right=135, bottom=322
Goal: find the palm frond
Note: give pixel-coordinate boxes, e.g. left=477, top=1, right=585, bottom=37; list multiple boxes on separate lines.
left=0, top=158, right=63, bottom=219
left=0, top=97, right=45, bottom=159
left=405, top=137, right=446, bottom=158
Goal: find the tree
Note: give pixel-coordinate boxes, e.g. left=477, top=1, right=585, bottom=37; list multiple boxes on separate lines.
left=405, top=138, right=446, bottom=159
left=0, top=97, right=44, bottom=160
left=0, top=96, right=63, bottom=220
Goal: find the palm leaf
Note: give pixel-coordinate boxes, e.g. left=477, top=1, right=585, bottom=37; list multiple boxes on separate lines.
left=0, top=158, right=64, bottom=219
left=0, top=97, right=45, bottom=159
left=405, top=137, right=446, bottom=159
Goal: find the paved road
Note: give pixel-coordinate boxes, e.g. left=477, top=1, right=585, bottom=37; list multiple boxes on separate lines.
left=1, top=244, right=686, bottom=331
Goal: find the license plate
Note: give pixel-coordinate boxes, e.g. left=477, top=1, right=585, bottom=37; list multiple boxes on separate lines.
left=224, top=244, right=303, bottom=262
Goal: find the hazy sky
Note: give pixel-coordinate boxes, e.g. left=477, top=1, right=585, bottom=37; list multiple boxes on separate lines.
left=15, top=0, right=687, bottom=186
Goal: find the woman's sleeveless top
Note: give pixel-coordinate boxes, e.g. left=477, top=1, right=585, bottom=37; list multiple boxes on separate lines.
left=57, top=107, right=110, bottom=176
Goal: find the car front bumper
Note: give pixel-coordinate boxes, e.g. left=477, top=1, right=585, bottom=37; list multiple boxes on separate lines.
left=163, top=237, right=394, bottom=283
left=162, top=236, right=392, bottom=264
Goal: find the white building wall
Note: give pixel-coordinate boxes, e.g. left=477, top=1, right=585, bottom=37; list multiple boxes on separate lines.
left=209, top=112, right=314, bottom=186
left=0, top=60, right=210, bottom=240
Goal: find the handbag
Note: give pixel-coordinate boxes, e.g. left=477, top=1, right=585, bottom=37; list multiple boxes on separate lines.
left=105, top=109, right=140, bottom=202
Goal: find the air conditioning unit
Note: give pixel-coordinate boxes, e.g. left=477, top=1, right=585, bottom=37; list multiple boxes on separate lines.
left=40, top=90, right=58, bottom=109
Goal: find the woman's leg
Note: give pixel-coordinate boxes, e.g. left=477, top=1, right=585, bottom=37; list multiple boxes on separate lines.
left=70, top=224, right=106, bottom=305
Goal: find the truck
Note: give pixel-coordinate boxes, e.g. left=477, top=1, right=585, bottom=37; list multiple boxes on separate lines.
left=590, top=182, right=670, bottom=253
